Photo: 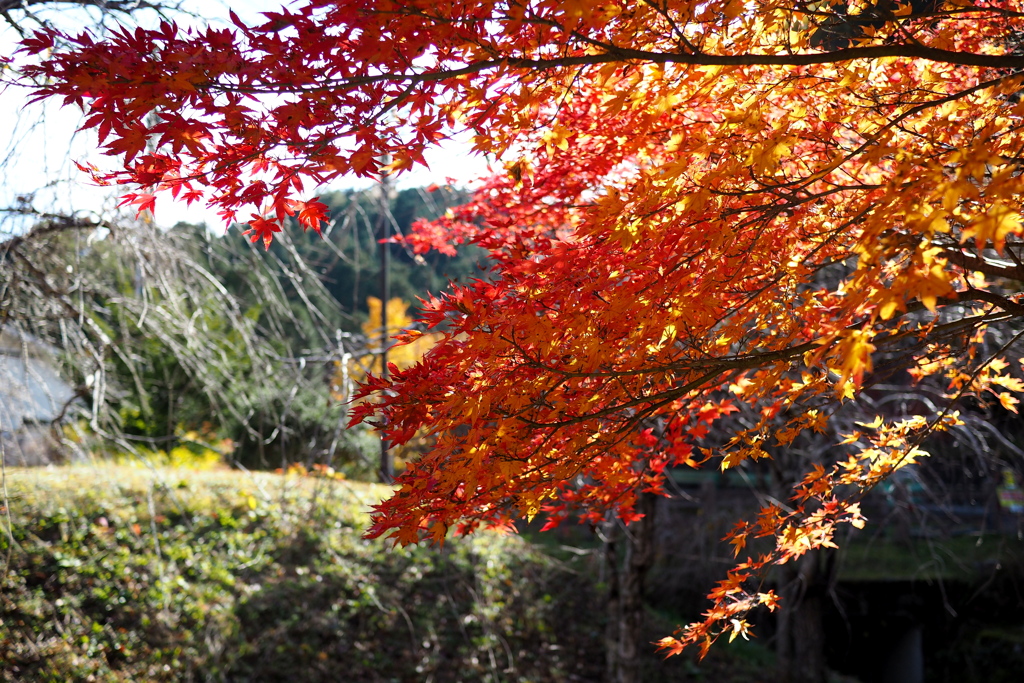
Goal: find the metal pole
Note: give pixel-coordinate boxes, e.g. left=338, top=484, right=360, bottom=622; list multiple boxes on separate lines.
left=377, top=158, right=394, bottom=484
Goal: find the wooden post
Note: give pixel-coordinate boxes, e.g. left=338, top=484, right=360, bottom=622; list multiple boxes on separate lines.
left=377, top=158, right=394, bottom=484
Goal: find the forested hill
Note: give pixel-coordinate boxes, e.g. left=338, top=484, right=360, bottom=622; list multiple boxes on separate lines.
left=176, top=185, right=483, bottom=340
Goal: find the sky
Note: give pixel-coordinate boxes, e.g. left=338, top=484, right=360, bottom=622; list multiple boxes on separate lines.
left=0, top=0, right=488, bottom=233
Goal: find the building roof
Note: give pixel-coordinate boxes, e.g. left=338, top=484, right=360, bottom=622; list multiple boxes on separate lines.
left=0, top=328, right=76, bottom=431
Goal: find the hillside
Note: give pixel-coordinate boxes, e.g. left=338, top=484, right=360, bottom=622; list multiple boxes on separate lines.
left=0, top=465, right=605, bottom=682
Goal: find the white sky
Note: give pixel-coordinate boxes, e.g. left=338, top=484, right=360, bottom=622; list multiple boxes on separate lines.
left=0, top=0, right=488, bottom=232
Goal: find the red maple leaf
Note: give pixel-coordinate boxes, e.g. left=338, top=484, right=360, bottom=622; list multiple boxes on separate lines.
left=242, top=214, right=281, bottom=250
left=285, top=197, right=328, bottom=234
left=118, top=192, right=157, bottom=216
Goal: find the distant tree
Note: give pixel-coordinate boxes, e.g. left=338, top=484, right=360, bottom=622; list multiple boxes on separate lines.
left=302, top=186, right=481, bottom=318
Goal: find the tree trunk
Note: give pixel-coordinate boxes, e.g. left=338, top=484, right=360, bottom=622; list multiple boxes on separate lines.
left=776, top=550, right=831, bottom=683
left=603, top=517, right=621, bottom=680
left=605, top=493, right=658, bottom=683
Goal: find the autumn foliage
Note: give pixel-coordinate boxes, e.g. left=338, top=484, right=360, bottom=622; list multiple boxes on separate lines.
left=20, top=0, right=1024, bottom=654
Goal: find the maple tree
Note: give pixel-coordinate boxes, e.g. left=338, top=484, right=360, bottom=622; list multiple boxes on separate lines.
left=17, top=0, right=1024, bottom=658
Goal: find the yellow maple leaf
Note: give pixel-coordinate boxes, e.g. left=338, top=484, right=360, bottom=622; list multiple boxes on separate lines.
left=967, top=202, right=1022, bottom=252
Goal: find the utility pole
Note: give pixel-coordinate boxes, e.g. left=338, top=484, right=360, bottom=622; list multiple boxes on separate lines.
left=377, top=156, right=394, bottom=484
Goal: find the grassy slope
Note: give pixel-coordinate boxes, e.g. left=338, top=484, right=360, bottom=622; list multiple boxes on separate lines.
left=0, top=465, right=606, bottom=682
left=0, top=465, right=781, bottom=683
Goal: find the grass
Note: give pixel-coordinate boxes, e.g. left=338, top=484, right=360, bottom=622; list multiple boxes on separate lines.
left=837, top=529, right=1024, bottom=582
left=0, top=464, right=605, bottom=682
